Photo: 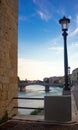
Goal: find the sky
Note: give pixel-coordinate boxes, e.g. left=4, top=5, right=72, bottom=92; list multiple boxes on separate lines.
left=18, top=0, right=78, bottom=80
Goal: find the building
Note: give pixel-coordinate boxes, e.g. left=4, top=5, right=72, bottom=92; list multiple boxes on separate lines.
left=43, top=76, right=64, bottom=87
left=0, top=0, right=18, bottom=121
left=49, top=76, right=64, bottom=85
left=72, top=68, right=78, bottom=84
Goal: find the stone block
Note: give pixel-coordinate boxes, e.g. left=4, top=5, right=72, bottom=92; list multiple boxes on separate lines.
left=44, top=95, right=71, bottom=122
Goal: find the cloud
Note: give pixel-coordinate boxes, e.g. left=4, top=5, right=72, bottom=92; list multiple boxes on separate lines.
left=33, top=0, right=52, bottom=21
left=48, top=34, right=63, bottom=53
left=37, top=10, right=51, bottom=21
left=71, top=42, right=78, bottom=47
left=69, top=27, right=78, bottom=37
left=33, top=0, right=72, bottom=22
left=19, top=16, right=28, bottom=21
left=56, top=8, right=66, bottom=16
left=18, top=58, right=64, bottom=80
left=33, top=0, right=37, bottom=4
left=48, top=46, right=63, bottom=53
left=75, top=14, right=78, bottom=25
left=68, top=41, right=78, bottom=57
left=69, top=15, right=78, bottom=37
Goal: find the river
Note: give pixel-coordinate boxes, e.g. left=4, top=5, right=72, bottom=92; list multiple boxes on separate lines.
left=18, top=85, right=63, bottom=115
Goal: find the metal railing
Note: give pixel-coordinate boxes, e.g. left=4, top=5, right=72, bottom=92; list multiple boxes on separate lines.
left=13, top=97, right=44, bottom=110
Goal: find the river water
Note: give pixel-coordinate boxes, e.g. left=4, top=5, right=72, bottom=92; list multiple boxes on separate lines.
left=18, top=85, right=63, bottom=115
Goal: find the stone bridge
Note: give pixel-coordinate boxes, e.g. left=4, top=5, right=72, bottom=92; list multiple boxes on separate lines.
left=18, top=80, right=63, bottom=92
left=18, top=81, right=50, bottom=92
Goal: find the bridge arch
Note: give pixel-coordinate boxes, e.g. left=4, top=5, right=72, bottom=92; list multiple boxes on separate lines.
left=24, top=84, right=46, bottom=91
left=18, top=81, right=50, bottom=92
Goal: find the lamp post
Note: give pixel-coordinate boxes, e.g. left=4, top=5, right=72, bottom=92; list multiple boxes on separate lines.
left=59, top=16, right=70, bottom=91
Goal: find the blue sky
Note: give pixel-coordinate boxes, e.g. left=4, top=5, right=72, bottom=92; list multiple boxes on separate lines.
left=18, top=0, right=78, bottom=80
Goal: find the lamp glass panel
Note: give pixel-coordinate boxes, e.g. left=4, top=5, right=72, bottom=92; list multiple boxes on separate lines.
left=61, top=21, right=68, bottom=30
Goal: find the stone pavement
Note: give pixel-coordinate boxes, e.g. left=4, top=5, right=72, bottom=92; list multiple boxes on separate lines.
left=71, top=83, right=78, bottom=121
left=72, top=83, right=78, bottom=110
left=0, top=119, right=78, bottom=130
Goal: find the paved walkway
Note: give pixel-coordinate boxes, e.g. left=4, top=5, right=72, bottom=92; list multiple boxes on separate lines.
left=70, top=82, right=78, bottom=122
left=72, top=83, right=78, bottom=110
left=0, top=119, right=78, bottom=130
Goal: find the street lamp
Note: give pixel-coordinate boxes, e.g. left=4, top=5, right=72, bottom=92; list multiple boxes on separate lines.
left=59, top=16, right=70, bottom=91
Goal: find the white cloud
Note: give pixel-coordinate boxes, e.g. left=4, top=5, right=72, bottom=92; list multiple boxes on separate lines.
left=75, top=14, right=78, bottom=25
left=48, top=34, right=63, bottom=54
left=37, top=10, right=50, bottom=21
left=56, top=8, right=65, bottom=16
left=33, top=0, right=52, bottom=21
left=48, top=46, right=63, bottom=53
left=18, top=58, right=64, bottom=80
left=69, top=27, right=78, bottom=37
left=33, top=0, right=37, bottom=4
left=71, top=42, right=78, bottom=47
left=19, top=16, right=28, bottom=21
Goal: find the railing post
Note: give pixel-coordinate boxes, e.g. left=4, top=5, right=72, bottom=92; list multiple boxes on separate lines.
left=45, top=85, right=50, bottom=92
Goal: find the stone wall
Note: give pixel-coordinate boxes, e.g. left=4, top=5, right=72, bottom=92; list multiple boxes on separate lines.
left=0, top=0, right=18, bottom=120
